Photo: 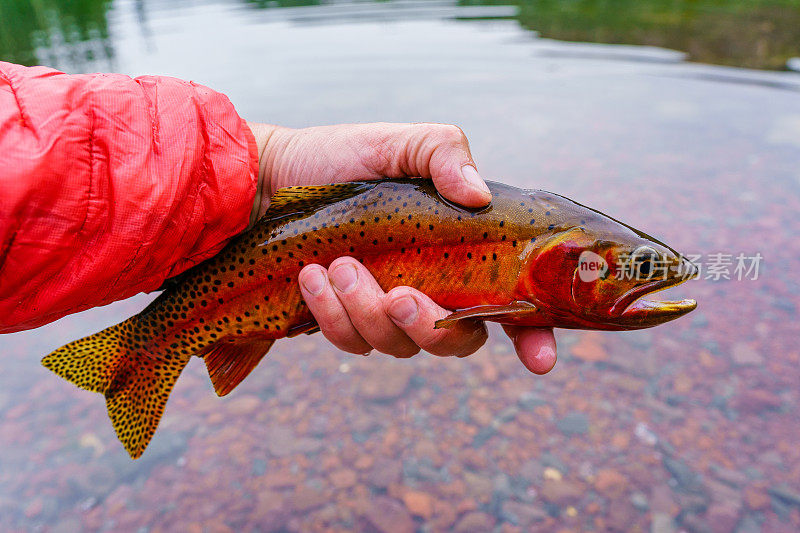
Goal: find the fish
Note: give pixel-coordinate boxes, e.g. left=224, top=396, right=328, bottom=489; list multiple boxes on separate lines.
left=42, top=178, right=697, bottom=458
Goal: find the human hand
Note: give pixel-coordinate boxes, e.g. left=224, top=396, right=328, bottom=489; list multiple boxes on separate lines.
left=247, top=122, right=557, bottom=374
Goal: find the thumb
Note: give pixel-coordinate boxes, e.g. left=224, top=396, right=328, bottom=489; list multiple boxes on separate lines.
left=364, top=123, right=492, bottom=208
left=415, top=124, right=492, bottom=208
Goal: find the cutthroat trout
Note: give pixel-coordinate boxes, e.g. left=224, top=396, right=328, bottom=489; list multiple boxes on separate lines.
left=43, top=179, right=696, bottom=458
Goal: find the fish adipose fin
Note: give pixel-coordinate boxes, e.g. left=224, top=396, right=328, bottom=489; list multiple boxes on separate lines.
left=434, top=301, right=539, bottom=329
left=41, top=321, right=190, bottom=459
left=201, top=338, right=275, bottom=396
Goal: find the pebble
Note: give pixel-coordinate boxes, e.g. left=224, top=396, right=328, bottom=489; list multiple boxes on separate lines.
left=556, top=412, right=589, bottom=436
left=225, top=395, right=261, bottom=415
left=651, top=512, right=677, bottom=533
left=768, top=484, right=800, bottom=507
left=500, top=500, right=547, bottom=526
left=634, top=422, right=658, bottom=445
left=631, top=492, right=649, bottom=512
left=454, top=511, right=496, bottom=532
left=292, top=486, right=326, bottom=512
left=571, top=333, right=608, bottom=362
left=594, top=468, right=628, bottom=497
left=329, top=469, right=357, bottom=489
left=705, top=501, right=741, bottom=533
left=361, top=496, right=414, bottom=533
left=402, top=490, right=434, bottom=519
left=359, top=363, right=413, bottom=401
left=743, top=486, right=770, bottom=510
left=731, top=343, right=764, bottom=366
left=734, top=389, right=783, bottom=414
left=366, top=458, right=403, bottom=488
left=606, top=499, right=637, bottom=531
left=517, top=391, right=546, bottom=410
left=540, top=478, right=585, bottom=505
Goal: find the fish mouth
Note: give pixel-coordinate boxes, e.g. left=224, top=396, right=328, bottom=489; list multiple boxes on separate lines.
left=610, top=275, right=697, bottom=328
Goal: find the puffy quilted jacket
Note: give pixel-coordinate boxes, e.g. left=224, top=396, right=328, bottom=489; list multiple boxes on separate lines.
left=0, top=61, right=259, bottom=333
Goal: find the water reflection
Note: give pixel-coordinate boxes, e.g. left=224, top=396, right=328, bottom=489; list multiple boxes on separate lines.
left=3, top=0, right=800, bottom=71
left=0, top=0, right=115, bottom=70
left=497, top=0, right=800, bottom=70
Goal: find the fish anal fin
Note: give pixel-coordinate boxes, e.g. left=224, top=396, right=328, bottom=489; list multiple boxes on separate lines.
left=434, top=301, right=539, bottom=329
left=201, top=337, right=274, bottom=397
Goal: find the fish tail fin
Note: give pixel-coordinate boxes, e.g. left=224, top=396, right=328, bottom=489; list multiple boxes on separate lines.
left=42, top=319, right=189, bottom=459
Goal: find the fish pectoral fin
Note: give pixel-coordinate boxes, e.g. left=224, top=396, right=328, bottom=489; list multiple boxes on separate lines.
left=201, top=338, right=275, bottom=397
left=434, top=301, right=539, bottom=329
left=286, top=320, right=320, bottom=338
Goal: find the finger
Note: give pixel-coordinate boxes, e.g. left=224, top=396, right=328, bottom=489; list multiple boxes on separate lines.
left=422, top=124, right=492, bottom=208
left=384, top=287, right=487, bottom=357
left=327, top=258, right=420, bottom=358
left=298, top=264, right=373, bottom=355
left=361, top=123, right=492, bottom=208
left=502, top=326, right=557, bottom=375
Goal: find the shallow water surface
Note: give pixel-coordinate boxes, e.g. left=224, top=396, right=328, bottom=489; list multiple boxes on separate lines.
left=2, top=1, right=800, bottom=531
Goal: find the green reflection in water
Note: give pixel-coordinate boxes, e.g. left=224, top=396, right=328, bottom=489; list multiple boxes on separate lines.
left=0, top=0, right=114, bottom=70
left=1, top=0, right=799, bottom=71
left=463, top=0, right=800, bottom=70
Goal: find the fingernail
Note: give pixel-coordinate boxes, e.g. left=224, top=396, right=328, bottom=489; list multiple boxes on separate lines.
left=532, top=345, right=557, bottom=375
left=301, top=267, right=326, bottom=296
left=330, top=263, right=358, bottom=293
left=388, top=295, right=418, bottom=325
left=461, top=165, right=490, bottom=194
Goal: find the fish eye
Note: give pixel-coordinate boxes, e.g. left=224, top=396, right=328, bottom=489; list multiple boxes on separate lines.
left=630, top=246, right=660, bottom=280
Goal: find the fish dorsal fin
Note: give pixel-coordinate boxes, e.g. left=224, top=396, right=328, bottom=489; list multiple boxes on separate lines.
left=261, top=182, right=377, bottom=223
left=434, top=301, right=539, bottom=329
left=201, top=337, right=275, bottom=396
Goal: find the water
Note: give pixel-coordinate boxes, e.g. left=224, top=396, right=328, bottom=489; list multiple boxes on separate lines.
left=2, top=1, right=800, bottom=531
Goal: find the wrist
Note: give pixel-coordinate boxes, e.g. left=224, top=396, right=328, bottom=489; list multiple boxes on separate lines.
left=246, top=121, right=293, bottom=226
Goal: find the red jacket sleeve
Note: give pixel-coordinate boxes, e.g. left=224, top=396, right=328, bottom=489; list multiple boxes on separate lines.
left=0, top=61, right=259, bottom=333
